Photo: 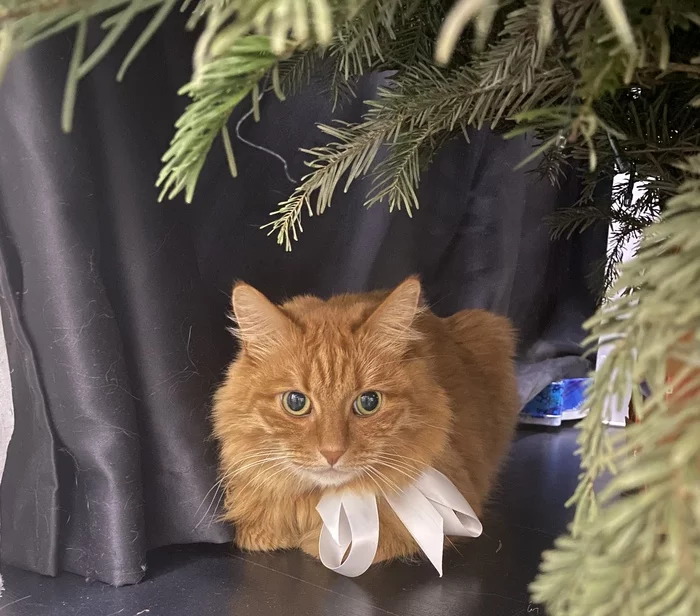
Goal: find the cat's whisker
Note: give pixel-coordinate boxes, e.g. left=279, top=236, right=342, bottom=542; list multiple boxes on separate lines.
left=193, top=477, right=227, bottom=520
left=374, top=456, right=420, bottom=473
left=226, top=455, right=289, bottom=477
left=250, top=463, right=295, bottom=493
left=237, top=460, right=290, bottom=494
left=360, top=468, right=384, bottom=496
left=374, top=460, right=421, bottom=485
left=198, top=454, right=290, bottom=525
left=239, top=458, right=289, bottom=484
left=213, top=459, right=289, bottom=504
left=235, top=464, right=285, bottom=497
left=376, top=472, right=404, bottom=497
left=373, top=458, right=421, bottom=478
left=378, top=450, right=421, bottom=462
left=287, top=466, right=308, bottom=491
left=194, top=482, right=229, bottom=530
left=215, top=451, right=286, bottom=486
left=218, top=450, right=290, bottom=480
left=374, top=452, right=422, bottom=469
left=364, top=467, right=393, bottom=500
left=194, top=456, right=288, bottom=530
left=193, top=454, right=281, bottom=524
left=373, top=454, right=422, bottom=474
left=375, top=459, right=424, bottom=475
left=373, top=461, right=424, bottom=481
left=409, top=420, right=451, bottom=433
left=221, top=448, right=289, bottom=472
left=206, top=484, right=229, bottom=528
left=444, top=534, right=461, bottom=556
left=367, top=466, right=403, bottom=496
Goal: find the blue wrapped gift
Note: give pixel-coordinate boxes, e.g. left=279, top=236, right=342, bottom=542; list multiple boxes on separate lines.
left=519, top=378, right=591, bottom=426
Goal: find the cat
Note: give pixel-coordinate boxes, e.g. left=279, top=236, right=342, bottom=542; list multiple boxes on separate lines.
left=212, top=277, right=520, bottom=564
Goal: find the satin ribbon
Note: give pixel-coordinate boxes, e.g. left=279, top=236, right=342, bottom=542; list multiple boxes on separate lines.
left=316, top=467, right=482, bottom=577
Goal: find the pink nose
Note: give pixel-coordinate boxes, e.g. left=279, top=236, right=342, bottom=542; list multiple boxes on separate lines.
left=320, top=448, right=345, bottom=466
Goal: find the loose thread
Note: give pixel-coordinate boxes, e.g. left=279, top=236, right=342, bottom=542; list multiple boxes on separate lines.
left=235, top=91, right=297, bottom=184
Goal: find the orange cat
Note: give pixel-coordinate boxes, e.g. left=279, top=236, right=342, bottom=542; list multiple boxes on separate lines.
left=212, top=277, right=520, bottom=564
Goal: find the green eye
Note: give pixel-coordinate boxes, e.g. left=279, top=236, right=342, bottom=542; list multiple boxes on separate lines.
left=282, top=391, right=311, bottom=416
left=354, top=391, right=382, bottom=416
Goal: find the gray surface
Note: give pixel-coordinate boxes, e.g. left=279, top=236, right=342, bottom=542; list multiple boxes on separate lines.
left=0, top=427, right=582, bottom=615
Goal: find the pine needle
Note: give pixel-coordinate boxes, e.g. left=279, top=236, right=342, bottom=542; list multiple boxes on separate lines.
left=61, top=11, right=87, bottom=133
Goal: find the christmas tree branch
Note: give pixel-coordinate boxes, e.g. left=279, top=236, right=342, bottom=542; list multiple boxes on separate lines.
left=158, top=34, right=284, bottom=203
left=531, top=154, right=700, bottom=615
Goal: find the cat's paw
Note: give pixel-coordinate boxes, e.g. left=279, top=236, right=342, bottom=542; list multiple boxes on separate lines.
left=373, top=539, right=420, bottom=564
left=299, top=531, right=321, bottom=560
left=234, top=525, right=292, bottom=553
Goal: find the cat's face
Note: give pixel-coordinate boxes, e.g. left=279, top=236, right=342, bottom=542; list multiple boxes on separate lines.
left=214, top=279, right=452, bottom=493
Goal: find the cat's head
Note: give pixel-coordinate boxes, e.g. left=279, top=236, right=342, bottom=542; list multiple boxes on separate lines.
left=213, top=278, right=452, bottom=493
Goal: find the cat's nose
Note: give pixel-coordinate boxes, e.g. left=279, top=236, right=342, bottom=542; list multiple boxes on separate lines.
left=319, top=448, right=345, bottom=466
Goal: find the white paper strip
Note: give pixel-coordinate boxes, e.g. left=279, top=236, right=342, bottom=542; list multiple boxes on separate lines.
left=0, top=311, right=14, bottom=598
left=316, top=467, right=482, bottom=577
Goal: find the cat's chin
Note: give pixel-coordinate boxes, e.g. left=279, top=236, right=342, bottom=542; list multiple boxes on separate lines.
left=300, top=467, right=360, bottom=488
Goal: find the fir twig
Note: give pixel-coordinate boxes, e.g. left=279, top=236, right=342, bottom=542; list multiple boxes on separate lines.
left=158, top=35, right=283, bottom=202
left=531, top=154, right=700, bottom=616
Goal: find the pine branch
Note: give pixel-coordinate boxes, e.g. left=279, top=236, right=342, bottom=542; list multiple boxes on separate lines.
left=548, top=205, right=610, bottom=240
left=268, top=3, right=577, bottom=246
left=275, top=48, right=320, bottom=97
left=187, top=0, right=339, bottom=55
left=263, top=120, right=388, bottom=249
left=365, top=130, right=425, bottom=214
left=319, top=0, right=441, bottom=109
left=0, top=0, right=177, bottom=120
left=158, top=35, right=282, bottom=202
left=264, top=0, right=700, bottom=248
left=531, top=154, right=700, bottom=616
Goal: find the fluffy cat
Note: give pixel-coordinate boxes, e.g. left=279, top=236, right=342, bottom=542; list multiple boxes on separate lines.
left=212, top=277, right=520, bottom=564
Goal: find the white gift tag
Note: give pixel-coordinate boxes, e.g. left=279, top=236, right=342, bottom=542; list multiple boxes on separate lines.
left=316, top=467, right=481, bottom=577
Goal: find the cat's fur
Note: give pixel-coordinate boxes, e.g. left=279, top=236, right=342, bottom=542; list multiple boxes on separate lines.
left=212, top=277, right=520, bottom=564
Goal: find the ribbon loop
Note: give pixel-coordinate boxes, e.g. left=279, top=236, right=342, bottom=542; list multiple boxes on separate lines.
left=317, top=491, right=379, bottom=577
left=316, top=467, right=481, bottom=577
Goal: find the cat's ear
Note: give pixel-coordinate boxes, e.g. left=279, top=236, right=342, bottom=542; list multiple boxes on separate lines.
left=363, top=277, right=423, bottom=347
left=231, top=283, right=294, bottom=354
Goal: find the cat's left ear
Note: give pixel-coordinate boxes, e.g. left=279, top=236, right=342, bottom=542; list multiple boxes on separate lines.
left=363, top=277, right=423, bottom=347
left=231, top=283, right=295, bottom=355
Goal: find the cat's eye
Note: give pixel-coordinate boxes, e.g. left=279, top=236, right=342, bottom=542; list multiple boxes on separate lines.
left=282, top=391, right=311, bottom=416
left=353, top=391, right=382, bottom=416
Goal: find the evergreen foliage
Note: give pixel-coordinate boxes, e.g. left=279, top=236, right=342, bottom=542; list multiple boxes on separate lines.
left=1, top=1, right=699, bottom=614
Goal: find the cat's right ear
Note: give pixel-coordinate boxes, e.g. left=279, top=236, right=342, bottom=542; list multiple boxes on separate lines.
left=230, top=283, right=294, bottom=355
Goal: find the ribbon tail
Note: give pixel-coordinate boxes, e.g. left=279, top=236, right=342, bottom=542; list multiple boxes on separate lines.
left=415, top=468, right=483, bottom=538
left=386, top=485, right=445, bottom=576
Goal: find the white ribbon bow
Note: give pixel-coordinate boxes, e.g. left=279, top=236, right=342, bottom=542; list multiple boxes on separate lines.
left=316, top=467, right=482, bottom=577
